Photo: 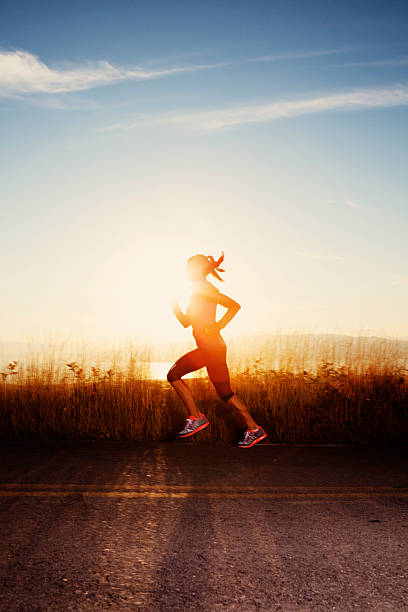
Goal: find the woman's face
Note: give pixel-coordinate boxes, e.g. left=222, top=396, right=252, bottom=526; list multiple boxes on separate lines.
left=186, top=260, right=205, bottom=282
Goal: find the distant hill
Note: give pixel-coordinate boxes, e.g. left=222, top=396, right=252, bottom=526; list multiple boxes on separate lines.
left=139, top=333, right=408, bottom=372
left=143, top=332, right=408, bottom=355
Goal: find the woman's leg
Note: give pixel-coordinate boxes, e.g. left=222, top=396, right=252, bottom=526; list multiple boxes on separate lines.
left=226, top=394, right=258, bottom=431
left=167, top=349, right=206, bottom=418
left=171, top=380, right=201, bottom=418
left=206, top=347, right=259, bottom=430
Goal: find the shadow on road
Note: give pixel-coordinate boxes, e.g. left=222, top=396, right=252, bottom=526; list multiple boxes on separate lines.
left=148, top=443, right=215, bottom=609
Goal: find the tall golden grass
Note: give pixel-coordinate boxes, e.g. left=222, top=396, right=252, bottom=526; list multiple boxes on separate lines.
left=0, top=335, right=407, bottom=443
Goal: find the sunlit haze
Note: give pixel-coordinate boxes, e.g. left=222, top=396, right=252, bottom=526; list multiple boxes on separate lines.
left=1, top=0, right=408, bottom=347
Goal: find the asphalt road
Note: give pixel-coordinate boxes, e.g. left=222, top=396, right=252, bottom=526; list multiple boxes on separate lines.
left=0, top=440, right=407, bottom=611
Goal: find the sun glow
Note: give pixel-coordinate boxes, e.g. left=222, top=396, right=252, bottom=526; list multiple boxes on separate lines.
left=91, top=238, right=189, bottom=344
left=78, top=204, right=261, bottom=346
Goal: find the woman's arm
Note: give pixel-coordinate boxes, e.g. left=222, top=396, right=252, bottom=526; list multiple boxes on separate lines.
left=171, top=300, right=190, bottom=328
left=204, top=291, right=241, bottom=334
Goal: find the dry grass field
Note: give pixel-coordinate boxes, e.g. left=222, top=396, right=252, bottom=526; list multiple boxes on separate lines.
left=1, top=335, right=407, bottom=443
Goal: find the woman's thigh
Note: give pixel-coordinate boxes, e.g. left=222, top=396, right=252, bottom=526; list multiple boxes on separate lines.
left=167, top=348, right=206, bottom=381
left=204, top=347, right=233, bottom=397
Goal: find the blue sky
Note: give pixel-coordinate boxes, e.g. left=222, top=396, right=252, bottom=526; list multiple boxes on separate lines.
left=1, top=0, right=407, bottom=345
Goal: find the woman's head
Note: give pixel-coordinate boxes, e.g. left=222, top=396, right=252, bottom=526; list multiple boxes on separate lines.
left=186, top=251, right=225, bottom=282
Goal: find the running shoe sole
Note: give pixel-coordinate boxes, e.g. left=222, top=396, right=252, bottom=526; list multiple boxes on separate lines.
left=178, top=421, right=210, bottom=437
left=238, top=432, right=268, bottom=448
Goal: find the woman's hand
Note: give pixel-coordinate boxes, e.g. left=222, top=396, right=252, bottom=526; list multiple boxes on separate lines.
left=171, top=300, right=190, bottom=328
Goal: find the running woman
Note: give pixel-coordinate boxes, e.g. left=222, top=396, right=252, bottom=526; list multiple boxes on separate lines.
left=167, top=252, right=267, bottom=448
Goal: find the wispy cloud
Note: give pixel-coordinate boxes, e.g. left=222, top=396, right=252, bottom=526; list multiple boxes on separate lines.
left=246, top=46, right=359, bottom=64
left=388, top=275, right=408, bottom=286
left=327, top=199, right=362, bottom=209
left=359, top=275, right=408, bottom=290
left=345, top=199, right=361, bottom=209
left=293, top=251, right=347, bottom=261
left=389, top=274, right=408, bottom=287
left=331, top=57, right=408, bottom=68
left=0, top=49, right=211, bottom=96
left=104, top=85, right=408, bottom=131
left=0, top=47, right=357, bottom=98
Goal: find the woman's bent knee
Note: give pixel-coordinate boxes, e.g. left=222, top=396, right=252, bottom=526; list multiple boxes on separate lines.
left=220, top=391, right=234, bottom=402
left=167, top=365, right=181, bottom=383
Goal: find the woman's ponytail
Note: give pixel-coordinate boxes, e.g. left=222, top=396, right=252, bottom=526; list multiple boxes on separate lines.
left=207, top=251, right=225, bottom=282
